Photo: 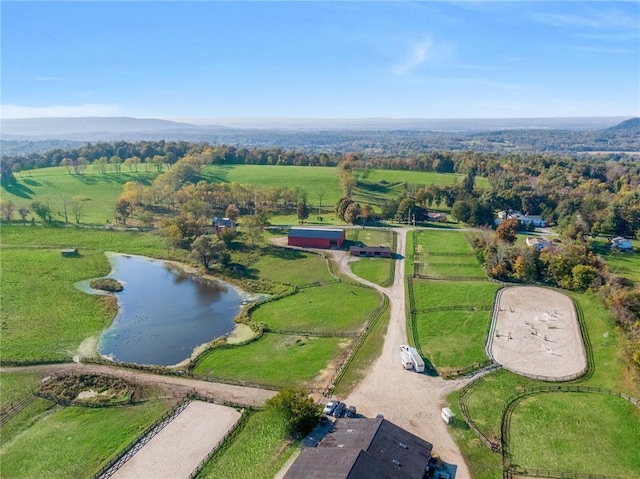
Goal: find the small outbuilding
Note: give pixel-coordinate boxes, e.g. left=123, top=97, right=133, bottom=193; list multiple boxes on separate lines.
left=61, top=248, right=79, bottom=257
left=288, top=227, right=345, bottom=249
left=349, top=246, right=392, bottom=258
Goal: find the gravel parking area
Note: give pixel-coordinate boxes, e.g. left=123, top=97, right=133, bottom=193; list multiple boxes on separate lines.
left=488, top=286, right=587, bottom=379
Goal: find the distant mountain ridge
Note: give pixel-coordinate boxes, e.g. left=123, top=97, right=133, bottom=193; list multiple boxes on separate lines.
left=606, top=117, right=640, bottom=131
left=1, top=116, right=637, bottom=156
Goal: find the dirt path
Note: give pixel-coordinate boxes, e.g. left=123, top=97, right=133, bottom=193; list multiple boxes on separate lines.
left=327, top=228, right=472, bottom=478
left=2, top=362, right=276, bottom=408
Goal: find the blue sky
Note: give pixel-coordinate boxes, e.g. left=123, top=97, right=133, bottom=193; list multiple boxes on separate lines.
left=1, top=1, right=639, bottom=119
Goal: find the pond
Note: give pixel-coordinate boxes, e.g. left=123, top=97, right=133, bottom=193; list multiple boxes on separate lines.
left=90, top=253, right=245, bottom=366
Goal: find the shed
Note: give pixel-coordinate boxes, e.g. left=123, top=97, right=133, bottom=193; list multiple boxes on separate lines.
left=61, top=248, right=79, bottom=257
left=288, top=227, right=345, bottom=249
left=349, top=246, right=392, bottom=258
left=213, top=217, right=235, bottom=233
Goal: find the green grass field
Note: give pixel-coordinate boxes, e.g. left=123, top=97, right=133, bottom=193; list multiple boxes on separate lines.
left=414, top=309, right=492, bottom=369
left=197, top=410, right=297, bottom=479
left=411, top=280, right=499, bottom=312
left=251, top=282, right=380, bottom=334
left=0, top=400, right=172, bottom=479
left=192, top=333, right=349, bottom=387
left=0, top=226, right=176, bottom=362
left=591, top=238, right=640, bottom=284
left=0, top=372, right=40, bottom=405
left=349, top=258, right=393, bottom=286
left=2, top=166, right=160, bottom=224
left=509, top=393, right=640, bottom=477
left=414, top=229, right=476, bottom=255
left=249, top=248, right=334, bottom=286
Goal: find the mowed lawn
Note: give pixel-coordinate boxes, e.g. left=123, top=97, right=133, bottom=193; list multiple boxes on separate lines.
left=414, top=309, right=493, bottom=369
left=192, top=334, right=349, bottom=387
left=197, top=410, right=297, bottom=479
left=251, top=282, right=381, bottom=333
left=2, top=166, right=160, bottom=224
left=509, top=393, right=640, bottom=477
left=250, top=249, right=334, bottom=286
left=350, top=258, right=394, bottom=286
left=0, top=400, right=172, bottom=479
left=411, top=280, right=499, bottom=312
left=1, top=226, right=177, bottom=362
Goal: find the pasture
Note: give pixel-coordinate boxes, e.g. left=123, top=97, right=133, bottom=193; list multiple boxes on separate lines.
left=197, top=409, right=298, bottom=479
left=509, top=392, right=640, bottom=477
left=414, top=309, right=492, bottom=370
left=0, top=400, right=172, bottom=479
left=251, top=282, right=381, bottom=334
left=249, top=248, right=334, bottom=286
left=192, top=334, right=350, bottom=388
left=411, top=280, right=498, bottom=312
left=2, top=166, right=160, bottom=224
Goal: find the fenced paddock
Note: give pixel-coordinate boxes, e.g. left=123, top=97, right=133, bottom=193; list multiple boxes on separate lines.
left=108, top=401, right=241, bottom=479
left=487, top=287, right=587, bottom=381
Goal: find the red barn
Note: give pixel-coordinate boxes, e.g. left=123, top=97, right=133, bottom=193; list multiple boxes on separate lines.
left=288, top=227, right=345, bottom=249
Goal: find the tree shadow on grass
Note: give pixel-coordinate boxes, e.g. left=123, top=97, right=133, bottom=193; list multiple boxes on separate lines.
left=263, top=245, right=306, bottom=260
left=4, top=182, right=35, bottom=199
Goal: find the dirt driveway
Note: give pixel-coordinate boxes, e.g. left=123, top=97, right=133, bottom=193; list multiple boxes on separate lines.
left=319, top=228, right=473, bottom=478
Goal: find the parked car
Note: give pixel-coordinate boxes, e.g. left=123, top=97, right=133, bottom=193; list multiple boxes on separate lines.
left=333, top=402, right=346, bottom=417
left=323, top=401, right=338, bottom=415
left=345, top=405, right=357, bottom=418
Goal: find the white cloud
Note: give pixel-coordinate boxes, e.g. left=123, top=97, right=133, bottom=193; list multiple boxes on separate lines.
left=0, top=103, right=126, bottom=119
left=392, top=38, right=434, bottom=76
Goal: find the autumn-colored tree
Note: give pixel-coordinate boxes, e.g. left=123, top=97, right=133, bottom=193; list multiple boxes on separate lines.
left=225, top=204, right=240, bottom=221
left=496, top=218, right=518, bottom=244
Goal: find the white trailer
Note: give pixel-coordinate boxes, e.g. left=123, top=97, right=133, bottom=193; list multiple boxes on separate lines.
left=400, top=350, right=414, bottom=370
left=408, top=347, right=425, bottom=373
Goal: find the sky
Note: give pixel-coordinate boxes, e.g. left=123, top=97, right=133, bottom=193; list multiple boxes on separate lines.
left=1, top=1, right=639, bottom=119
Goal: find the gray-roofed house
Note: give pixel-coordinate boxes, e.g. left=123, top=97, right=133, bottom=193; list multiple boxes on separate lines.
left=284, top=417, right=433, bottom=479
left=288, top=227, right=345, bottom=249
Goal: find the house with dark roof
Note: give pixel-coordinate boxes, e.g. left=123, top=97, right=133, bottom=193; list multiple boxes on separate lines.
left=288, top=227, right=345, bottom=249
left=284, top=417, right=433, bottom=479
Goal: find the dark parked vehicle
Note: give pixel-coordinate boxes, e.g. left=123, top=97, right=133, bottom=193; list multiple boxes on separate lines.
left=333, top=402, right=346, bottom=417
left=345, top=405, right=357, bottom=418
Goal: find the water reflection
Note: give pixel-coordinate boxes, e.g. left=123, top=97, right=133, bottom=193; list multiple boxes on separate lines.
left=94, top=253, right=243, bottom=366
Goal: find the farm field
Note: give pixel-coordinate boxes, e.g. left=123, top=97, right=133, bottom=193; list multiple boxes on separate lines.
left=509, top=392, right=640, bottom=477
left=0, top=371, right=41, bottom=405
left=0, top=399, right=172, bottom=479
left=1, top=165, right=160, bottom=224
left=197, top=409, right=298, bottom=479
left=251, top=282, right=381, bottom=334
left=192, top=333, right=349, bottom=388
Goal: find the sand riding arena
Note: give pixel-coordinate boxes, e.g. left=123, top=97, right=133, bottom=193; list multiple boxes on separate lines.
left=487, top=286, right=587, bottom=380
